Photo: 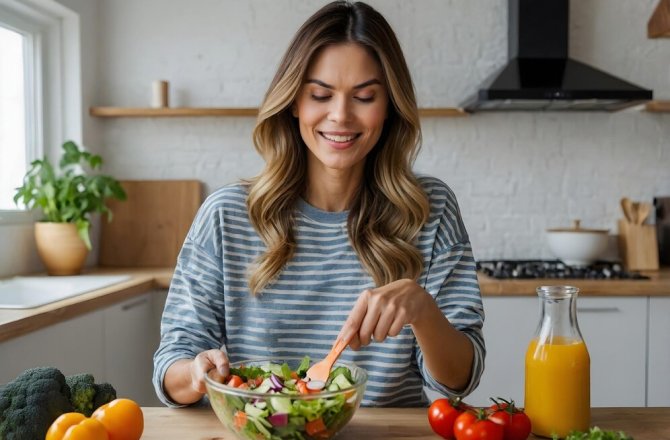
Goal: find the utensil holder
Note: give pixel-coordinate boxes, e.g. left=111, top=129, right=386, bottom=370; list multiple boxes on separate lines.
left=618, top=219, right=659, bottom=270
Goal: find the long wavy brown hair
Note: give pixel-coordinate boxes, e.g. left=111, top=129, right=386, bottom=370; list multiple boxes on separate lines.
left=246, top=1, right=429, bottom=295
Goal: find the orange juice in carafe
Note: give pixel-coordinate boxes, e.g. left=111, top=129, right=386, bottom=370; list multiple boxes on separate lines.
left=524, top=286, right=590, bottom=438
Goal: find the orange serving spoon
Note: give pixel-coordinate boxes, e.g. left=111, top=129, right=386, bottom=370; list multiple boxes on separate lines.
left=304, top=334, right=353, bottom=390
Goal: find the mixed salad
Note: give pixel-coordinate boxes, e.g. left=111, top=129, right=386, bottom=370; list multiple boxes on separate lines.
left=208, top=356, right=361, bottom=440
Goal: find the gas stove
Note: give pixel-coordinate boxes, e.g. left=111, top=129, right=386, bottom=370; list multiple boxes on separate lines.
left=477, top=260, right=649, bottom=280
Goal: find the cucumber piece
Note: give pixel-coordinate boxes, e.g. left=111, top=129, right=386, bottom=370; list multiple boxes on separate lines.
left=256, top=377, right=273, bottom=394
left=248, top=416, right=272, bottom=438
left=267, top=363, right=284, bottom=377
left=270, top=396, right=294, bottom=415
left=245, top=402, right=268, bottom=418
left=332, top=374, right=353, bottom=389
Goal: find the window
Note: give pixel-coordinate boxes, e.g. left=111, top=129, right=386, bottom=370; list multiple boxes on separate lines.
left=0, top=25, right=27, bottom=210
left=0, top=0, right=82, bottom=223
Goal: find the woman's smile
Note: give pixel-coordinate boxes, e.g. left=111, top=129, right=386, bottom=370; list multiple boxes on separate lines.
left=318, top=131, right=362, bottom=149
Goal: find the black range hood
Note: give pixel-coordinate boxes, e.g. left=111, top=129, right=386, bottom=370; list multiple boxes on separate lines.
left=462, top=0, right=653, bottom=112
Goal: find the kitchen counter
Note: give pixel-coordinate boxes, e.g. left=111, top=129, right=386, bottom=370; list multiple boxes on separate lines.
left=1, top=267, right=669, bottom=343
left=141, top=407, right=670, bottom=439
left=478, top=268, right=670, bottom=296
left=0, top=267, right=172, bottom=343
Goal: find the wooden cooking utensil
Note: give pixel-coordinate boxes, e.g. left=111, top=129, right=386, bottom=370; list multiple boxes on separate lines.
left=618, top=198, right=659, bottom=270
left=620, top=197, right=635, bottom=223
left=637, top=202, right=652, bottom=225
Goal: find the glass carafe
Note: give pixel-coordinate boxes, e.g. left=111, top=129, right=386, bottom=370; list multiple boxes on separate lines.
left=524, top=286, right=590, bottom=438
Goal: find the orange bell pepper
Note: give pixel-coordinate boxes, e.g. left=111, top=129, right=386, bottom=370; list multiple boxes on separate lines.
left=46, top=412, right=109, bottom=440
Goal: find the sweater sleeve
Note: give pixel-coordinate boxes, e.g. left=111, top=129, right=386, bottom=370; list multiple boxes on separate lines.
left=415, top=180, right=486, bottom=398
left=152, top=197, right=227, bottom=407
left=416, top=242, right=486, bottom=398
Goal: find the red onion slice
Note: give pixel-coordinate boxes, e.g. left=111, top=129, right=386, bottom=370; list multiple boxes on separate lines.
left=269, top=373, right=284, bottom=390
left=267, top=412, right=289, bottom=427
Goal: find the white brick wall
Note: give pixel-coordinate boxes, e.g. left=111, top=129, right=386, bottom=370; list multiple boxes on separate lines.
left=69, top=0, right=670, bottom=262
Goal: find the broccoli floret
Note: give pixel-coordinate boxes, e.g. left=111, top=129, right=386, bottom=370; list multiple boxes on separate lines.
left=65, top=374, right=117, bottom=416
left=65, top=374, right=97, bottom=416
left=0, top=366, right=73, bottom=440
left=92, top=382, right=117, bottom=410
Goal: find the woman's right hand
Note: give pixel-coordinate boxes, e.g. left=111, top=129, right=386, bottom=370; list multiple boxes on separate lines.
left=189, top=349, right=230, bottom=393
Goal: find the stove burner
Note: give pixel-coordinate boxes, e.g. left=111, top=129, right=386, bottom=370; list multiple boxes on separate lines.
left=477, top=260, right=649, bottom=280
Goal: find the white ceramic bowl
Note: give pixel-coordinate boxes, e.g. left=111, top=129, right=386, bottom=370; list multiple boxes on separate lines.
left=546, top=220, right=609, bottom=266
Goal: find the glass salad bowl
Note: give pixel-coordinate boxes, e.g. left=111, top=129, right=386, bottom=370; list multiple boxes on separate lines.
left=205, top=357, right=367, bottom=440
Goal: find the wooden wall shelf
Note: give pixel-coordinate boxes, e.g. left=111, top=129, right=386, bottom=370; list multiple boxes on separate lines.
left=419, top=108, right=468, bottom=117
left=646, top=100, right=670, bottom=112
left=89, top=106, right=468, bottom=118
left=89, top=102, right=670, bottom=118
left=89, top=107, right=258, bottom=117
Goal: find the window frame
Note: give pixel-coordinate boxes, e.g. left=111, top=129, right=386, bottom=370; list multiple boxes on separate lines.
left=0, top=0, right=82, bottom=224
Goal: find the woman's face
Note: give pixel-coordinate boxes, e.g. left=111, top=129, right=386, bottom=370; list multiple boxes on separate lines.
left=293, top=43, right=389, bottom=176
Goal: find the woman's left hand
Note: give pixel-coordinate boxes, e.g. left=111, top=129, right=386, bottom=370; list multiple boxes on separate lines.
left=340, top=279, right=435, bottom=350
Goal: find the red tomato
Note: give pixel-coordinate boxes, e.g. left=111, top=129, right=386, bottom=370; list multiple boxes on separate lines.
left=427, top=398, right=469, bottom=439
left=488, top=402, right=510, bottom=412
left=226, top=375, right=244, bottom=388
left=305, top=418, right=327, bottom=436
left=488, top=399, right=531, bottom=440
left=454, top=410, right=504, bottom=440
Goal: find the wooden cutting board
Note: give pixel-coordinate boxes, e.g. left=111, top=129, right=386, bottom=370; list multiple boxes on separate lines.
left=99, top=180, right=203, bottom=267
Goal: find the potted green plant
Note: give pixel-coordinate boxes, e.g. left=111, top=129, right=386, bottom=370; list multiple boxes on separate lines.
left=13, top=141, right=126, bottom=275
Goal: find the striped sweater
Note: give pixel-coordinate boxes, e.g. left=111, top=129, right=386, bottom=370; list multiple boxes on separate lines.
left=153, top=175, right=485, bottom=407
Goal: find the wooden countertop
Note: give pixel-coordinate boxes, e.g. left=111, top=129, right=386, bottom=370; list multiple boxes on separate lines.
left=141, top=407, right=670, bottom=439
left=1, top=267, right=669, bottom=343
left=478, top=268, right=670, bottom=296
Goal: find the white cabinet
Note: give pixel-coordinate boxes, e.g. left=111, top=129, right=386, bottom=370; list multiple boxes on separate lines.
left=102, top=293, right=154, bottom=406
left=466, top=296, right=538, bottom=407
left=467, top=295, right=647, bottom=408
left=101, top=289, right=168, bottom=406
left=0, top=289, right=168, bottom=406
left=578, top=297, right=647, bottom=407
left=0, top=309, right=105, bottom=384
left=648, top=297, right=670, bottom=406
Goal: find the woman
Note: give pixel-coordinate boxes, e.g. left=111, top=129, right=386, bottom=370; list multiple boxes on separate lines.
left=153, top=1, right=484, bottom=407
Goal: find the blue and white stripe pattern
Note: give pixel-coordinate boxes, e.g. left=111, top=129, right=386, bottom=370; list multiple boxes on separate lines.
left=153, top=175, right=485, bottom=407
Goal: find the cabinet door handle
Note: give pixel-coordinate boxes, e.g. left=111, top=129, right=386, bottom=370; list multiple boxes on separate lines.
left=577, top=307, right=621, bottom=313
left=121, top=297, right=149, bottom=311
